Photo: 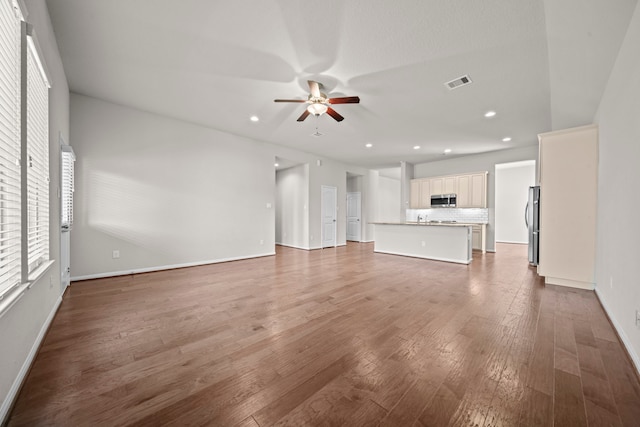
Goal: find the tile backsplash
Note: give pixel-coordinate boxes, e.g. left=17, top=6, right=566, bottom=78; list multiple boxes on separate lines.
left=406, top=208, right=488, bottom=224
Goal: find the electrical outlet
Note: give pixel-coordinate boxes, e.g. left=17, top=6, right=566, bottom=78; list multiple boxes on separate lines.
left=610, top=276, right=613, bottom=289
left=421, top=241, right=426, bottom=247
left=112, top=250, right=120, bottom=259
left=259, top=239, right=264, bottom=245
left=636, top=310, right=640, bottom=327
left=49, top=275, right=53, bottom=288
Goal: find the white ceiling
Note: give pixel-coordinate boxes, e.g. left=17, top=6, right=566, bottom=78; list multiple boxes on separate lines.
left=45, top=0, right=638, bottom=169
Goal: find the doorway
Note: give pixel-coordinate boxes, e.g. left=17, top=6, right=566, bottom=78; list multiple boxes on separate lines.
left=495, top=160, right=536, bottom=244
left=321, top=185, right=337, bottom=248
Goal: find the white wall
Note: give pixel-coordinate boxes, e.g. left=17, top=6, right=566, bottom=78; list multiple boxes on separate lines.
left=377, top=176, right=401, bottom=222
left=347, top=175, right=362, bottom=193
left=70, top=94, right=277, bottom=279
left=276, top=165, right=309, bottom=249
left=495, top=161, right=535, bottom=244
left=413, top=145, right=539, bottom=251
left=70, top=94, right=379, bottom=274
left=593, top=1, right=640, bottom=371
left=363, top=170, right=379, bottom=242
left=0, top=0, right=69, bottom=421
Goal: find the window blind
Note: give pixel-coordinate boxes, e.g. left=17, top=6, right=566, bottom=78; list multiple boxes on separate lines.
left=26, top=36, right=49, bottom=273
left=61, top=145, right=74, bottom=230
left=0, top=0, right=22, bottom=300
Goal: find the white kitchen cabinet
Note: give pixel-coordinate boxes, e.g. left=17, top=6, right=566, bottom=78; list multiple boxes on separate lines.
left=470, top=224, right=486, bottom=252
left=537, top=125, right=597, bottom=290
left=410, top=172, right=487, bottom=209
left=456, top=175, right=470, bottom=206
left=409, top=178, right=431, bottom=208
left=430, top=177, right=443, bottom=195
left=472, top=225, right=481, bottom=250
left=456, top=172, right=487, bottom=208
left=419, top=179, right=431, bottom=208
left=470, top=173, right=487, bottom=208
left=444, top=176, right=456, bottom=194
left=410, top=179, right=421, bottom=209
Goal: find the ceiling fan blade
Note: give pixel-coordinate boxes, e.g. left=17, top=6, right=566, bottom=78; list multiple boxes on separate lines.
left=297, top=110, right=311, bottom=122
left=325, top=107, right=344, bottom=122
left=274, top=99, right=307, bottom=103
left=308, top=80, right=321, bottom=98
left=328, top=96, right=360, bottom=104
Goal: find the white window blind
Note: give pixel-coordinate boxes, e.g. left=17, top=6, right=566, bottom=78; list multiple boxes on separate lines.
left=0, top=0, right=22, bottom=300
left=61, top=145, right=74, bottom=231
left=26, top=35, right=49, bottom=273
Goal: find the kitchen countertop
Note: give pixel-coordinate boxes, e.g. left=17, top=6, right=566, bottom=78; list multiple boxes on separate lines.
left=371, top=221, right=480, bottom=227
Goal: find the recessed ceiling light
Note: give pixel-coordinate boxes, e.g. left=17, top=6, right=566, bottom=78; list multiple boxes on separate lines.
left=444, top=148, right=452, bottom=154
left=413, top=145, right=421, bottom=150
left=274, top=163, right=279, bottom=167
left=250, top=115, right=259, bottom=122
left=484, top=110, right=496, bottom=118
left=365, top=143, right=373, bottom=148
left=502, top=137, right=512, bottom=142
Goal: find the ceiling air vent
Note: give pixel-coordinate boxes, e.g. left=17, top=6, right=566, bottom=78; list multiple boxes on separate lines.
left=445, top=75, right=472, bottom=90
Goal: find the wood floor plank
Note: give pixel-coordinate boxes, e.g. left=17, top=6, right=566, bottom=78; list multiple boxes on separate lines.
left=7, top=243, right=640, bottom=426
left=554, top=369, right=588, bottom=427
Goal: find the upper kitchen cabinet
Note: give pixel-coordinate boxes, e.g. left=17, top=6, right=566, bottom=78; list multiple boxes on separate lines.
left=430, top=177, right=443, bottom=195
left=410, top=179, right=421, bottom=209
left=537, top=125, right=597, bottom=290
left=456, top=172, right=487, bottom=208
left=444, top=176, right=456, bottom=194
left=410, top=172, right=487, bottom=208
left=410, top=178, right=431, bottom=208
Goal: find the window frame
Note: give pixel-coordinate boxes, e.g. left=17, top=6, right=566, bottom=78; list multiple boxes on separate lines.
left=0, top=2, right=54, bottom=316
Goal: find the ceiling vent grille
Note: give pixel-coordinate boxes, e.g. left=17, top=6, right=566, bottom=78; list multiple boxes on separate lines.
left=445, top=75, right=472, bottom=90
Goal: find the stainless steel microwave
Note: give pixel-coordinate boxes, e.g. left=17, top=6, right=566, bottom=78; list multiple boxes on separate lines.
left=430, top=194, right=457, bottom=208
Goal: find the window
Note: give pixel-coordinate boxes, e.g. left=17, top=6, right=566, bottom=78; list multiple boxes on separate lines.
left=0, top=0, right=51, bottom=309
left=0, top=0, right=23, bottom=301
left=26, top=33, right=50, bottom=274
left=61, top=145, right=74, bottom=231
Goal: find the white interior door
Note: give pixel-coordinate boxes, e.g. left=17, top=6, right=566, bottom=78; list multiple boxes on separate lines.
left=346, top=192, right=361, bottom=242
left=321, top=185, right=337, bottom=248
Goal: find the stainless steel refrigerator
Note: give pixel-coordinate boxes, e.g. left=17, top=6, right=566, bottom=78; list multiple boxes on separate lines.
left=526, top=186, right=540, bottom=265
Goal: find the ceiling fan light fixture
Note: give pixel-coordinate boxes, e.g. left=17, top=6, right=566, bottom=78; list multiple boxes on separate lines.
left=307, top=103, right=328, bottom=116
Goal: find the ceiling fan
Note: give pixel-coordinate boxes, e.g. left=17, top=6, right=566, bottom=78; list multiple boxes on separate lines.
left=274, top=80, right=360, bottom=122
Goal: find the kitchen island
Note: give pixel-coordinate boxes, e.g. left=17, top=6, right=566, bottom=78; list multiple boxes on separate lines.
left=372, top=222, right=473, bottom=264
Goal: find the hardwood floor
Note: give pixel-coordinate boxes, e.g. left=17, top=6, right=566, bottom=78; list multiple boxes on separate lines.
left=8, top=243, right=640, bottom=426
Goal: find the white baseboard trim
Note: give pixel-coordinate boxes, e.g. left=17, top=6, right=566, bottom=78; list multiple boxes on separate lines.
left=276, top=243, right=311, bottom=250
left=1, top=295, right=63, bottom=423
left=545, top=276, right=595, bottom=290
left=495, top=240, right=528, bottom=245
left=71, top=252, right=276, bottom=282
left=595, top=287, right=640, bottom=376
